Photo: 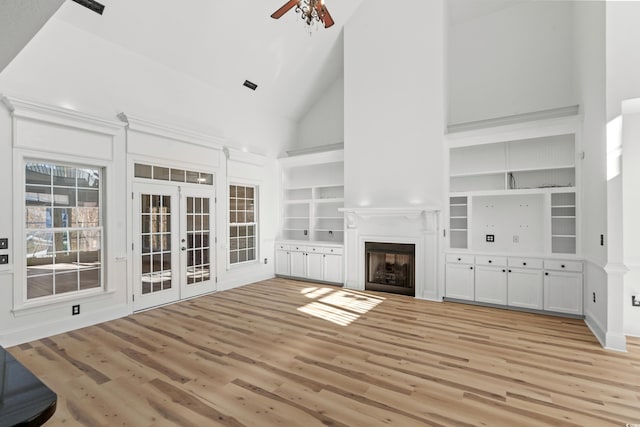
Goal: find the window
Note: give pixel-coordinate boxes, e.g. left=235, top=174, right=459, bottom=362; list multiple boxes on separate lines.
left=25, top=162, right=103, bottom=300
left=229, top=184, right=257, bottom=265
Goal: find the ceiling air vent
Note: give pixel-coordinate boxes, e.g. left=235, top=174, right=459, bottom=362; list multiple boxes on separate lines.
left=71, top=0, right=105, bottom=15
left=243, top=80, right=258, bottom=91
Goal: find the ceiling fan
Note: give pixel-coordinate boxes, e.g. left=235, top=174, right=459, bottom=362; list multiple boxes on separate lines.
left=271, top=0, right=335, bottom=29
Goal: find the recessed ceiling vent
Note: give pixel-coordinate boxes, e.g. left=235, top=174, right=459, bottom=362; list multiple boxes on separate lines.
left=71, top=0, right=105, bottom=15
left=243, top=80, right=258, bottom=91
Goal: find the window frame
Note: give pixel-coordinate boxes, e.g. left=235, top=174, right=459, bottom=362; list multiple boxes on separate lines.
left=228, top=182, right=259, bottom=268
left=15, top=153, right=110, bottom=310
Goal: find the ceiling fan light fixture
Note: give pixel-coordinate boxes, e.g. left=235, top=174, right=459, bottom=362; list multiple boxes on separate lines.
left=271, top=0, right=334, bottom=31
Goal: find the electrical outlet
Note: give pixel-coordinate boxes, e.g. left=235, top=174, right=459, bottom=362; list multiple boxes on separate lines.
left=0, top=254, right=8, bottom=265
left=513, top=235, right=519, bottom=243
left=0, top=238, right=7, bottom=249
left=486, top=234, right=495, bottom=243
left=72, top=305, right=80, bottom=315
left=633, top=296, right=640, bottom=307
left=593, top=292, right=596, bottom=303
left=264, top=258, right=268, bottom=265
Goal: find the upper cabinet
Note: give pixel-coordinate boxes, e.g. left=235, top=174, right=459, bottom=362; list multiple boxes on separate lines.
left=279, top=150, right=344, bottom=243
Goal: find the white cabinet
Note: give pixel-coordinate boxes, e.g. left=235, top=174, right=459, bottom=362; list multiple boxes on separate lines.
left=445, top=253, right=582, bottom=316
left=543, top=260, right=583, bottom=315
left=507, top=268, right=543, bottom=309
left=324, top=252, right=343, bottom=284
left=445, top=257, right=475, bottom=300
left=275, top=245, right=290, bottom=276
left=307, top=252, right=324, bottom=281
left=275, top=242, right=343, bottom=285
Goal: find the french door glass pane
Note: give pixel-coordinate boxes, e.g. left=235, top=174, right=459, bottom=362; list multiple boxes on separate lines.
left=186, top=196, right=210, bottom=285
left=141, top=193, right=172, bottom=295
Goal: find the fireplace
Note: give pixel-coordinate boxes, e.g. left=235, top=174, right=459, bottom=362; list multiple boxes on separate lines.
left=365, top=242, right=415, bottom=296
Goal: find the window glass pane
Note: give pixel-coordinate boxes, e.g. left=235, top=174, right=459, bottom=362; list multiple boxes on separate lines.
left=153, top=166, right=170, bottom=181
left=171, top=169, right=185, bottom=182
left=77, top=168, right=100, bottom=188
left=200, top=173, right=214, bottom=185
left=23, top=164, right=105, bottom=306
left=228, top=184, right=257, bottom=265
left=135, top=163, right=152, bottom=179
left=78, top=189, right=99, bottom=207
left=26, top=186, right=52, bottom=206
left=52, top=166, right=77, bottom=187
left=26, top=163, right=52, bottom=185
left=186, top=171, right=199, bottom=184
left=27, top=274, right=53, bottom=299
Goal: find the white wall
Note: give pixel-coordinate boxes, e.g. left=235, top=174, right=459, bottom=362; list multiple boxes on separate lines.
left=0, top=0, right=64, bottom=73
left=447, top=0, right=576, bottom=125
left=0, top=13, right=285, bottom=345
left=607, top=2, right=640, bottom=338
left=296, top=75, right=344, bottom=151
left=344, top=0, right=445, bottom=209
left=606, top=2, right=640, bottom=122
left=573, top=1, right=625, bottom=350
left=0, top=16, right=296, bottom=157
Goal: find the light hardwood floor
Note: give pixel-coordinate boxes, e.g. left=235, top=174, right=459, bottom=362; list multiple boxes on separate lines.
left=9, top=278, right=640, bottom=426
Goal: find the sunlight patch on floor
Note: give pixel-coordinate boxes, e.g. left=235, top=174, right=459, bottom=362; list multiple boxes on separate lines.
left=297, top=287, right=385, bottom=326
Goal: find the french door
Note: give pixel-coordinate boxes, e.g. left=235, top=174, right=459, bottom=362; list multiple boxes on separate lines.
left=133, top=182, right=215, bottom=311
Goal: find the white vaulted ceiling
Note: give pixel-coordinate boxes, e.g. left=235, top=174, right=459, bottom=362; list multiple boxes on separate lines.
left=54, top=0, right=363, bottom=121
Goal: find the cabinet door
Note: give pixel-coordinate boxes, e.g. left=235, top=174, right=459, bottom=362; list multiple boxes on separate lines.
left=475, top=266, right=507, bottom=305
left=290, top=251, right=307, bottom=278
left=324, top=253, right=343, bottom=284
left=307, top=252, right=324, bottom=281
left=275, top=250, right=290, bottom=276
left=508, top=268, right=543, bottom=309
left=544, top=271, right=583, bottom=315
left=445, top=263, right=475, bottom=300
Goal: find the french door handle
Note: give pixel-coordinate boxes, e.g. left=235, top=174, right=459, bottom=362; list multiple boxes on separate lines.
left=181, top=246, right=187, bottom=251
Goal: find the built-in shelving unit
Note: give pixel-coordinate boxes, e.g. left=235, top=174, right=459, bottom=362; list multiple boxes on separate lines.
left=280, top=150, right=344, bottom=243
left=449, top=196, right=468, bottom=249
left=551, top=192, right=576, bottom=254
left=450, top=134, right=576, bottom=194
left=446, top=116, right=580, bottom=256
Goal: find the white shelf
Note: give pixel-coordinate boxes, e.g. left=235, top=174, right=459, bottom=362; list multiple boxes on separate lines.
left=281, top=153, right=344, bottom=243
left=552, top=234, right=576, bottom=238
left=551, top=216, right=576, bottom=219
left=450, top=216, right=467, bottom=219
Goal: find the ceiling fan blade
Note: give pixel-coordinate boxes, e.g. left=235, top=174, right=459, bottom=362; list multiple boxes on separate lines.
left=321, top=5, right=335, bottom=28
left=271, top=0, right=299, bottom=19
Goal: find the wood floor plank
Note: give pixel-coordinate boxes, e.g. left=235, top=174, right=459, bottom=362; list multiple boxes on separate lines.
left=8, top=278, right=640, bottom=426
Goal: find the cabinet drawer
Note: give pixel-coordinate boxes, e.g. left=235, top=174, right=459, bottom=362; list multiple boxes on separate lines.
left=446, top=254, right=474, bottom=264
left=322, top=247, right=343, bottom=255
left=306, top=246, right=323, bottom=253
left=276, top=243, right=290, bottom=251
left=290, top=245, right=306, bottom=252
left=544, top=260, right=582, bottom=272
left=508, top=257, right=543, bottom=269
left=475, top=256, right=507, bottom=266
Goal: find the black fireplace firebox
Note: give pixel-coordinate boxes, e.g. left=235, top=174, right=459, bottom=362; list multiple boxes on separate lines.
left=365, top=242, right=415, bottom=296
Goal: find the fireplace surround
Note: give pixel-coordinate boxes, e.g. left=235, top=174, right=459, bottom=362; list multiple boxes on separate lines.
left=340, top=207, right=441, bottom=301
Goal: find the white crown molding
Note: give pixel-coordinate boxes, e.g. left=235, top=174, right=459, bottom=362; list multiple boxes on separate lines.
left=118, top=112, right=224, bottom=150
left=279, top=148, right=344, bottom=167
left=285, top=142, right=344, bottom=157
left=446, top=107, right=581, bottom=148
left=225, top=147, right=270, bottom=166
left=1, top=94, right=124, bottom=135
left=447, top=105, right=580, bottom=133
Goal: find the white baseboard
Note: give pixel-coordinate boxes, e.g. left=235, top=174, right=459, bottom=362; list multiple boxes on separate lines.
left=585, top=314, right=628, bottom=352
left=1, top=305, right=131, bottom=348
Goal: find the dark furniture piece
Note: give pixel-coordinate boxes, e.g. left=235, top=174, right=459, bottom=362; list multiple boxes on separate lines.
left=0, top=346, right=57, bottom=426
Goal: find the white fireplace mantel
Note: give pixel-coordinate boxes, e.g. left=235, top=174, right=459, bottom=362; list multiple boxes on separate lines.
left=341, top=206, right=442, bottom=301
left=339, top=206, right=440, bottom=231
